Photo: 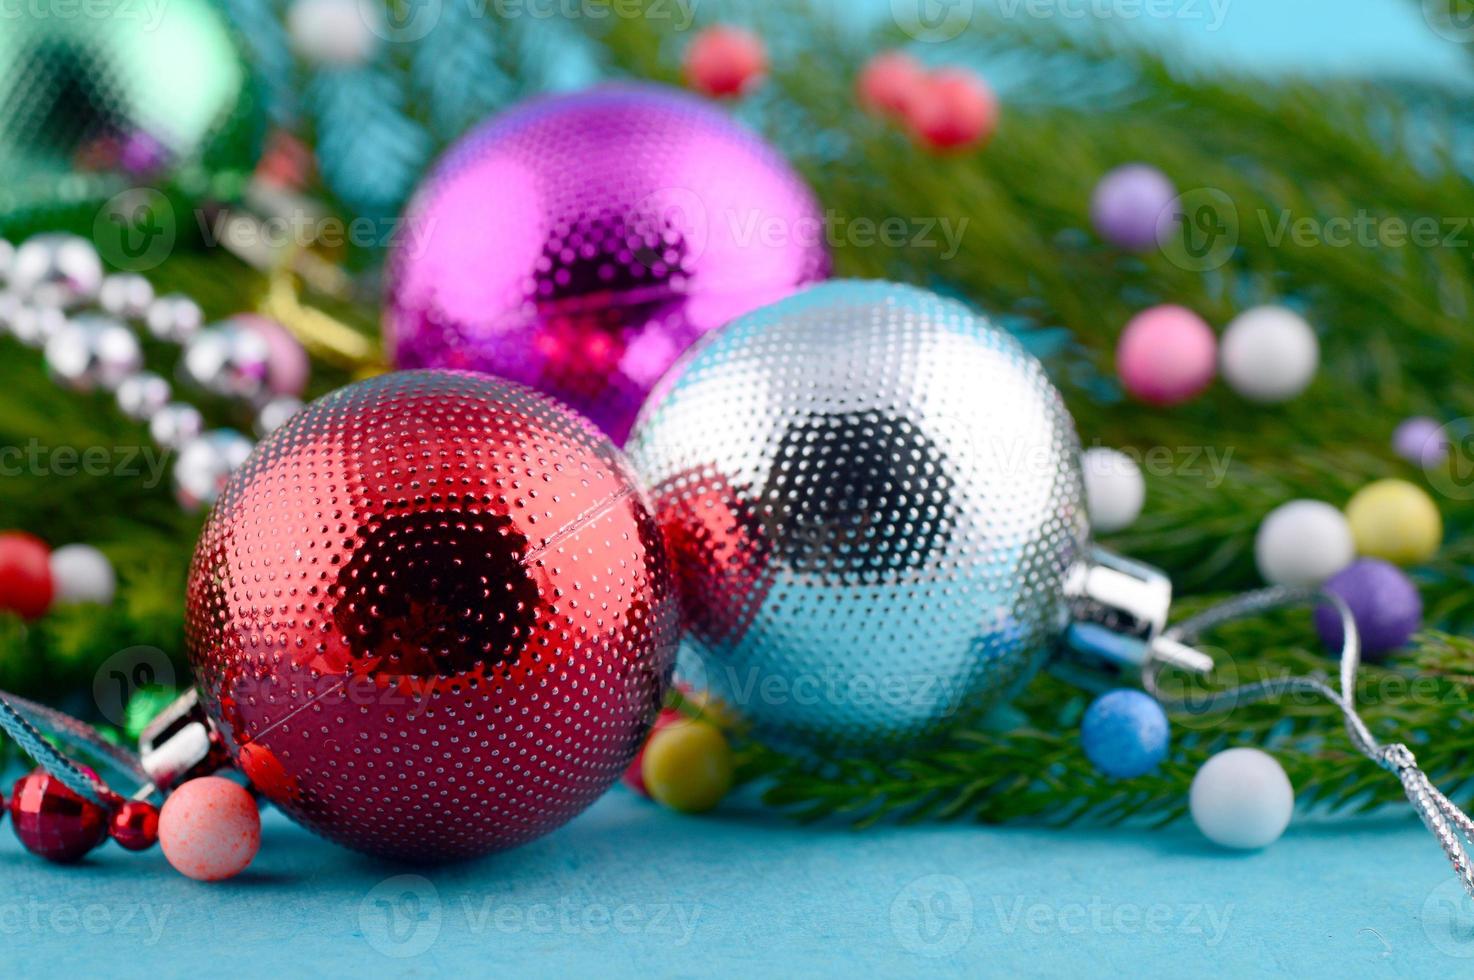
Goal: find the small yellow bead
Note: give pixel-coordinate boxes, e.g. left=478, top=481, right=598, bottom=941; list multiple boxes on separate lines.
left=1345, top=478, right=1442, bottom=565
left=642, top=720, right=734, bottom=814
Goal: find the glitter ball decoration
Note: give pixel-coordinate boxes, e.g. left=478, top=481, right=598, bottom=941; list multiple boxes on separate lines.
left=1091, top=164, right=1178, bottom=251
left=383, top=83, right=830, bottom=444
left=1313, top=558, right=1422, bottom=659
left=0, top=0, right=260, bottom=206
left=184, top=370, right=681, bottom=861
left=8, top=769, right=110, bottom=863
left=1190, top=748, right=1294, bottom=850
left=1080, top=689, right=1170, bottom=779
left=1254, top=499, right=1354, bottom=587
left=109, top=800, right=161, bottom=852
left=1116, top=305, right=1217, bottom=406
left=627, top=280, right=1089, bottom=751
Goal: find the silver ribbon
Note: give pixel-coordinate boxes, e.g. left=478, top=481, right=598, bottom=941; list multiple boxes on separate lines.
left=1146, top=585, right=1474, bottom=898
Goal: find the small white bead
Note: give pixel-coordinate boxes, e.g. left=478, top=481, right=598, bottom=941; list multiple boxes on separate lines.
left=99, top=274, right=156, bottom=319
left=44, top=316, right=143, bottom=392
left=1220, top=306, right=1319, bottom=403
left=1190, top=747, right=1294, bottom=850
left=8, top=304, right=67, bottom=348
left=1081, top=447, right=1145, bottom=533
left=145, top=294, right=204, bottom=343
left=287, top=0, right=380, bottom=66
left=117, top=372, right=173, bottom=421
left=1254, top=499, right=1354, bottom=586
left=48, top=544, right=116, bottom=605
left=149, top=403, right=205, bottom=450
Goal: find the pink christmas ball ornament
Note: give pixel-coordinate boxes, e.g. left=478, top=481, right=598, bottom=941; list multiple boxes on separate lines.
left=158, top=776, right=261, bottom=881
left=383, top=84, right=830, bottom=443
left=1116, top=305, right=1218, bottom=405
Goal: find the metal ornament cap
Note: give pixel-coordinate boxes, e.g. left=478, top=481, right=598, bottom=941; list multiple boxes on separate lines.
left=184, top=370, right=681, bottom=861
left=628, top=280, right=1091, bottom=752
left=384, top=82, right=831, bottom=444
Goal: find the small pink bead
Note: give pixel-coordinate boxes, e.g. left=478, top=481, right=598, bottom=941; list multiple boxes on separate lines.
left=857, top=51, right=926, bottom=119
left=159, top=777, right=261, bottom=882
left=685, top=25, right=767, bottom=98
left=1116, top=304, right=1217, bottom=405
left=234, top=314, right=310, bottom=397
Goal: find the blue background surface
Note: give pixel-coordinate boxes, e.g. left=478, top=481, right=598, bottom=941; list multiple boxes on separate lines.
left=3, top=790, right=1472, bottom=975
left=10, top=0, right=1474, bottom=975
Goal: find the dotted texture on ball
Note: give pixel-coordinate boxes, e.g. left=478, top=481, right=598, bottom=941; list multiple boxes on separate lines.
left=184, top=370, right=681, bottom=861
left=627, top=280, right=1089, bottom=752
left=384, top=83, right=831, bottom=443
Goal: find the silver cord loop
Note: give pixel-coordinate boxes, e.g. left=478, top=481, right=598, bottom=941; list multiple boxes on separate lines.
left=1145, top=586, right=1474, bottom=899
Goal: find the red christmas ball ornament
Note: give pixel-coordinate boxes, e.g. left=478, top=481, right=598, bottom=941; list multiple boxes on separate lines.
left=907, top=69, right=999, bottom=152
left=9, top=769, right=109, bottom=863
left=685, top=25, right=767, bottom=97
left=109, top=800, right=161, bottom=851
left=0, top=532, right=55, bottom=620
left=857, top=51, right=926, bottom=119
left=184, top=370, right=681, bottom=862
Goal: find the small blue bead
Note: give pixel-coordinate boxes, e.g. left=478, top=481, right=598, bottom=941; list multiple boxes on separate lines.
left=1081, top=689, right=1170, bottom=778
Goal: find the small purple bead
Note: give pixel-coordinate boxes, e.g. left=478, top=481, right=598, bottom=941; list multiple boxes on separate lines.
left=1314, top=558, right=1422, bottom=659
left=1081, top=689, right=1170, bottom=779
left=1392, top=416, right=1448, bottom=468
left=1091, top=164, right=1179, bottom=251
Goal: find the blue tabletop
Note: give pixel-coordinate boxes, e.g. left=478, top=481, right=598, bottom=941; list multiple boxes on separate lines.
left=3, top=786, right=1470, bottom=977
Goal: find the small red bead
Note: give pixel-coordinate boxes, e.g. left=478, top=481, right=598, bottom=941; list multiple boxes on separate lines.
left=0, top=532, right=54, bottom=620
left=9, top=769, right=109, bottom=863
left=110, top=800, right=161, bottom=851
left=857, top=51, right=927, bottom=119
left=685, top=25, right=767, bottom=98
left=907, top=69, right=999, bottom=153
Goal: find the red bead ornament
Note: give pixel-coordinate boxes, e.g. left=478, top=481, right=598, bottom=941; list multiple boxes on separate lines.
left=109, top=800, right=161, bottom=851
left=685, top=25, right=767, bottom=97
left=0, top=532, right=54, bottom=620
left=857, top=51, right=926, bottom=119
left=622, top=708, right=683, bottom=797
left=184, top=370, right=681, bottom=862
left=907, top=69, right=999, bottom=152
left=9, top=769, right=109, bottom=863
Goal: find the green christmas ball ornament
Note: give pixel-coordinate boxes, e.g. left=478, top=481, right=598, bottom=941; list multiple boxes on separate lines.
left=0, top=0, right=265, bottom=227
